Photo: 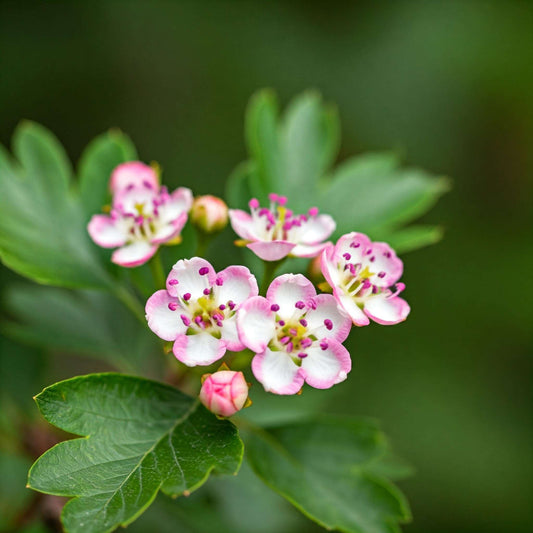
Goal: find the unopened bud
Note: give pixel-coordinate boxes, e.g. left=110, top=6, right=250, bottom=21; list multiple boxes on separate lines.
left=110, top=161, right=159, bottom=194
left=190, top=195, right=228, bottom=234
left=199, top=370, right=249, bottom=417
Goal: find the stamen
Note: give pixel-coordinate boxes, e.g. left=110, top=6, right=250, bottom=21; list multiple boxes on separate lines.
left=168, top=278, right=179, bottom=285
left=228, top=300, right=235, bottom=310
left=278, top=196, right=287, bottom=206
left=199, top=267, right=209, bottom=276
left=308, top=299, right=317, bottom=310
left=378, top=271, right=386, bottom=278
left=216, top=277, right=224, bottom=286
left=366, top=248, right=372, bottom=255
left=388, top=282, right=406, bottom=298
left=319, top=340, right=329, bottom=351
left=295, top=301, right=305, bottom=309
left=183, top=293, right=191, bottom=301
left=301, top=337, right=312, bottom=348
left=271, top=304, right=280, bottom=312
left=180, top=315, right=191, bottom=327
left=219, top=304, right=226, bottom=310
left=268, top=193, right=279, bottom=202
left=168, top=302, right=178, bottom=311
left=298, top=352, right=308, bottom=358
left=384, top=251, right=391, bottom=258
left=280, top=336, right=290, bottom=344
left=194, top=316, right=204, bottom=327
left=299, top=319, right=308, bottom=327
left=278, top=320, right=285, bottom=326
left=343, top=253, right=351, bottom=260
left=286, top=341, right=294, bottom=353
left=249, top=198, right=259, bottom=209
left=369, top=256, right=375, bottom=262
left=203, top=288, right=210, bottom=295
left=143, top=180, right=153, bottom=189
left=289, top=328, right=298, bottom=336
left=308, top=207, right=319, bottom=216
left=350, top=242, right=360, bottom=248
left=324, top=319, right=333, bottom=330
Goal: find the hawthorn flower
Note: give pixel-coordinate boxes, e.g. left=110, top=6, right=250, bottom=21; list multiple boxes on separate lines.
left=88, top=163, right=192, bottom=267
left=229, top=193, right=335, bottom=261
left=145, top=257, right=258, bottom=366
left=237, top=274, right=352, bottom=395
left=190, top=195, right=229, bottom=234
left=199, top=370, right=249, bottom=417
left=321, top=232, right=410, bottom=326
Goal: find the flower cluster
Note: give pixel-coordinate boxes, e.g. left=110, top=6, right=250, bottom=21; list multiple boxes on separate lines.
left=88, top=162, right=411, bottom=417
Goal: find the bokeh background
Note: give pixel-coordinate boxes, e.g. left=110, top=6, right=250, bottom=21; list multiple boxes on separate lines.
left=1, top=1, right=532, bottom=532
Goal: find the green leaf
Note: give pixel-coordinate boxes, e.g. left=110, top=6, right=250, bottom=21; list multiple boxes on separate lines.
left=375, top=225, right=444, bottom=254
left=0, top=450, right=33, bottom=530
left=321, top=155, right=450, bottom=236
left=78, top=129, right=137, bottom=217
left=231, top=91, right=449, bottom=254
left=245, top=89, right=283, bottom=199
left=0, top=122, right=113, bottom=289
left=246, top=417, right=410, bottom=533
left=225, top=160, right=255, bottom=211
left=281, top=91, right=340, bottom=210
left=28, top=373, right=244, bottom=533
left=2, top=285, right=159, bottom=373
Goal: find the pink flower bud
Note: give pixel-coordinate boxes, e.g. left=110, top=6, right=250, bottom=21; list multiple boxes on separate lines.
left=190, top=195, right=228, bottom=234
left=199, top=370, right=249, bottom=417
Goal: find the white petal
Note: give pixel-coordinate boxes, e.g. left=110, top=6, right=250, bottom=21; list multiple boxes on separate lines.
left=158, top=188, right=193, bottom=224
left=166, top=257, right=216, bottom=299
left=236, top=296, right=275, bottom=353
left=173, top=333, right=226, bottom=366
left=220, top=316, right=244, bottom=351
left=251, top=349, right=304, bottom=395
left=145, top=290, right=187, bottom=341
left=301, top=339, right=351, bottom=389
left=290, top=242, right=329, bottom=258
left=266, top=273, right=316, bottom=319
left=305, top=294, right=351, bottom=342
left=215, top=265, right=258, bottom=306
left=298, top=214, right=336, bottom=244
left=87, top=215, right=127, bottom=248
left=228, top=209, right=258, bottom=240
left=111, top=241, right=158, bottom=267
left=364, top=296, right=410, bottom=325
left=336, top=291, right=370, bottom=326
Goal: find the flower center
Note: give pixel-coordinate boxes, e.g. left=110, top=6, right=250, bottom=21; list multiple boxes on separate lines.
left=248, top=194, right=320, bottom=242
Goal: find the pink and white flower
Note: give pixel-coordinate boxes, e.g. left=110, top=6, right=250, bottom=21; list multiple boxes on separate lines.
left=199, top=370, right=249, bottom=417
left=229, top=194, right=335, bottom=261
left=145, top=257, right=258, bottom=367
left=321, top=232, right=410, bottom=326
left=88, top=166, right=192, bottom=267
left=237, top=273, right=352, bottom=395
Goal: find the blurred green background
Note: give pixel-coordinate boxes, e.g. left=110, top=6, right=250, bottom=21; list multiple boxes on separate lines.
left=0, top=1, right=531, bottom=532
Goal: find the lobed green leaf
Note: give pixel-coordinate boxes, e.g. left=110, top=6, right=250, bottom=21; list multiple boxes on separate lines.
left=246, top=416, right=411, bottom=533
left=28, top=373, right=244, bottom=533
left=0, top=122, right=114, bottom=289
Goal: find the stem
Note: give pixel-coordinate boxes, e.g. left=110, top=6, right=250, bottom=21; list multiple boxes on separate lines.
left=114, top=285, right=146, bottom=325
left=149, top=251, right=166, bottom=289
left=195, top=231, right=211, bottom=258
left=260, top=258, right=285, bottom=295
